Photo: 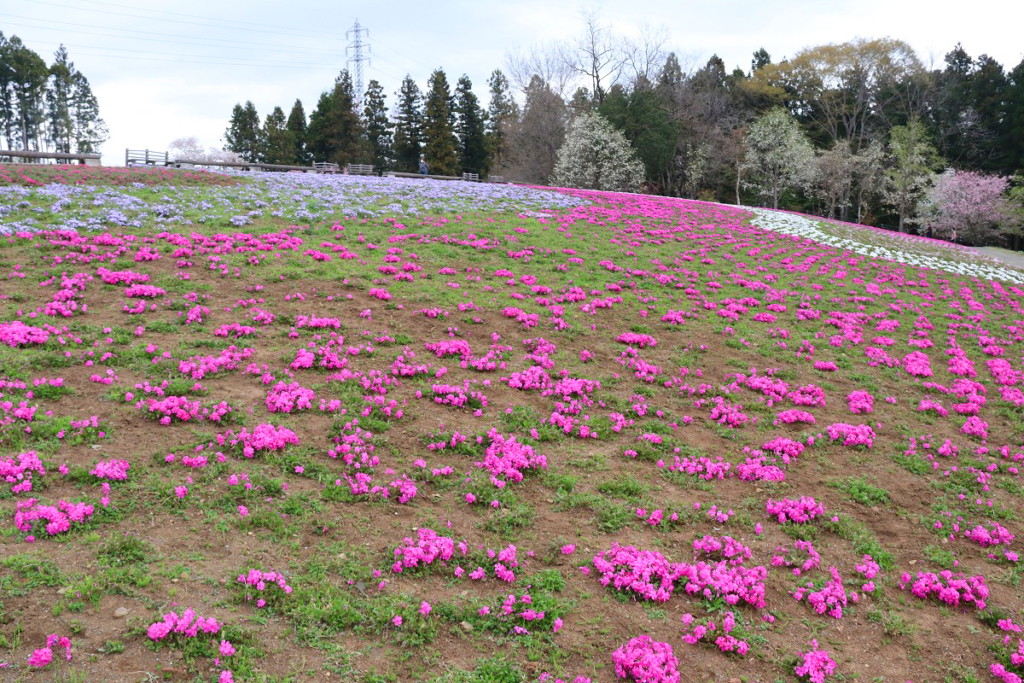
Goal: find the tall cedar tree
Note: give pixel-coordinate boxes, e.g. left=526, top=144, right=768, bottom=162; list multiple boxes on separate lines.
left=598, top=83, right=675, bottom=189
left=969, top=55, right=1009, bottom=172
left=45, top=45, right=74, bottom=153
left=485, top=69, right=518, bottom=172
left=0, top=33, right=14, bottom=148
left=422, top=69, right=460, bottom=176
left=454, top=75, right=488, bottom=175
left=307, top=70, right=364, bottom=166
left=930, top=44, right=978, bottom=167
left=69, top=71, right=106, bottom=153
left=363, top=79, right=393, bottom=170
left=224, top=101, right=264, bottom=162
left=1005, top=58, right=1024, bottom=174
left=392, top=75, right=423, bottom=172
left=263, top=106, right=293, bottom=164
left=286, top=99, right=309, bottom=164
left=0, top=36, right=105, bottom=153
left=5, top=35, right=48, bottom=150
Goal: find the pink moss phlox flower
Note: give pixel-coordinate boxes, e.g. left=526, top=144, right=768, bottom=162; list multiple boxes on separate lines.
left=795, top=639, right=838, bottom=683
left=680, top=611, right=750, bottom=656
left=611, top=635, right=680, bottom=683
left=846, top=391, right=874, bottom=414
left=766, top=497, right=826, bottom=524
left=147, top=608, right=221, bottom=641
left=899, top=570, right=989, bottom=610
left=90, top=458, right=130, bottom=481
left=825, top=423, right=876, bottom=448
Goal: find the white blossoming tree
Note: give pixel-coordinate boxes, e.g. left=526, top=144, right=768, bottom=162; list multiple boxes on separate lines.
left=550, top=112, right=645, bottom=192
left=741, top=107, right=816, bottom=209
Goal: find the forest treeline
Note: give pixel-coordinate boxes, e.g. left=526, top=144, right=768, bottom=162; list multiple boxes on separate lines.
left=220, top=16, right=1024, bottom=235
left=0, top=33, right=108, bottom=154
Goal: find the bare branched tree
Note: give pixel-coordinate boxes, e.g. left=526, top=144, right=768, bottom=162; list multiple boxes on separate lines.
left=505, top=43, right=575, bottom=99
left=562, top=9, right=627, bottom=104
left=501, top=75, right=567, bottom=184
left=622, top=23, right=669, bottom=89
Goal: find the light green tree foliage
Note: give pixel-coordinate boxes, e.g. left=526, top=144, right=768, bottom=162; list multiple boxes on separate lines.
left=885, top=118, right=941, bottom=231
left=550, top=111, right=644, bottom=192
left=1006, top=175, right=1024, bottom=244
left=741, top=107, right=815, bottom=209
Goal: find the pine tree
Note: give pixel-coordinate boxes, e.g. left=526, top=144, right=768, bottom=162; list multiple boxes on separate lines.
left=750, top=48, right=772, bottom=75
left=1004, top=58, right=1024, bottom=175
left=263, top=106, right=293, bottom=164
left=286, top=99, right=308, bottom=164
left=454, top=75, right=488, bottom=175
left=224, top=101, right=264, bottom=162
left=931, top=44, right=979, bottom=167
left=0, top=32, right=14, bottom=149
left=0, top=36, right=104, bottom=154
left=305, top=91, right=334, bottom=163
left=969, top=55, right=1009, bottom=171
left=422, top=68, right=459, bottom=176
left=598, top=82, right=675, bottom=191
left=69, top=71, right=106, bottom=153
left=307, top=70, right=364, bottom=166
left=363, top=79, right=392, bottom=171
left=485, top=69, right=518, bottom=173
left=45, top=45, right=75, bottom=153
left=393, top=75, right=423, bottom=172
left=331, top=70, right=365, bottom=165
left=5, top=35, right=48, bottom=151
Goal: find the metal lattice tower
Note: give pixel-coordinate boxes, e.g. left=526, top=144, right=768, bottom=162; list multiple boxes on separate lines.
left=346, top=20, right=371, bottom=105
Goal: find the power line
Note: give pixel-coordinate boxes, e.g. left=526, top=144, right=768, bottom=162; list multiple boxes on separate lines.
left=22, top=0, right=346, bottom=42
left=368, top=36, right=435, bottom=76
left=364, top=49, right=421, bottom=78
left=0, top=13, right=342, bottom=54
left=69, top=0, right=348, bottom=41
left=0, top=18, right=346, bottom=57
left=18, top=40, right=340, bottom=68
left=8, top=22, right=409, bottom=82
left=9, top=6, right=430, bottom=86
left=56, top=49, right=340, bottom=70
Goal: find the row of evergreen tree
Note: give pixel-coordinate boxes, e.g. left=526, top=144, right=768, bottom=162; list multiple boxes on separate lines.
left=224, top=68, right=504, bottom=176
left=0, top=33, right=108, bottom=154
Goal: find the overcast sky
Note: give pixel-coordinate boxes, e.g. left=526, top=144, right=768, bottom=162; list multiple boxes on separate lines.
left=5, top=0, right=1023, bottom=165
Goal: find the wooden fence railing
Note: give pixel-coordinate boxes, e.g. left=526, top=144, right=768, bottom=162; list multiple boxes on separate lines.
left=1, top=149, right=102, bottom=166
left=125, top=149, right=168, bottom=166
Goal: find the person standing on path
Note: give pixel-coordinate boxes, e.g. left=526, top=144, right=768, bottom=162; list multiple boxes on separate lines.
left=419, top=156, right=429, bottom=175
